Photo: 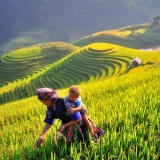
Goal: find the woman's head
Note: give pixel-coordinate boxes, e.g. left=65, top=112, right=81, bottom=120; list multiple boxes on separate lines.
left=37, top=87, right=59, bottom=106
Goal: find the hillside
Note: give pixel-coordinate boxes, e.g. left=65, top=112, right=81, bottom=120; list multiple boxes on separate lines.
left=0, top=22, right=160, bottom=159
left=1, top=0, right=160, bottom=47
left=0, top=68, right=159, bottom=159
left=0, top=23, right=160, bottom=104
left=73, top=23, right=160, bottom=49
left=0, top=40, right=160, bottom=104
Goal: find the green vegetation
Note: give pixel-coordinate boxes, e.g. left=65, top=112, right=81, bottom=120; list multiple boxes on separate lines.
left=0, top=42, right=79, bottom=103
left=73, top=23, right=160, bottom=49
left=1, top=30, right=50, bottom=54
left=0, top=68, right=159, bottom=159
left=0, top=40, right=159, bottom=104
left=0, top=24, right=160, bottom=159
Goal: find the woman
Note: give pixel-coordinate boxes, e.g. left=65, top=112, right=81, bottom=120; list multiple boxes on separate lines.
left=35, top=87, right=89, bottom=148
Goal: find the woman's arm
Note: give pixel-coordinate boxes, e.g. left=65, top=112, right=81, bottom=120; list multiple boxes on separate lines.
left=39, top=123, right=51, bottom=138
left=63, top=118, right=82, bottom=128
left=36, top=123, right=51, bottom=148
left=58, top=118, right=82, bottom=132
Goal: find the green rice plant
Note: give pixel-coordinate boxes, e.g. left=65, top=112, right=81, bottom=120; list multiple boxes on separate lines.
left=0, top=68, right=159, bottom=159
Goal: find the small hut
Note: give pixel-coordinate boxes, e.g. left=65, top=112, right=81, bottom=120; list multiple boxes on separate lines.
left=131, top=57, right=142, bottom=67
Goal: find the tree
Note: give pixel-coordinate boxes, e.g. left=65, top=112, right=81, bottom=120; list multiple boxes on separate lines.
left=153, top=15, right=160, bottom=26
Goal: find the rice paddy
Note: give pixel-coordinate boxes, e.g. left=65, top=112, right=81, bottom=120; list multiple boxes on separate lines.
left=0, top=24, right=160, bottom=159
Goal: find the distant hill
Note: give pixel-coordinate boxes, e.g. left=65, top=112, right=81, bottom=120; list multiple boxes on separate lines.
left=0, top=0, right=160, bottom=48
left=1, top=30, right=50, bottom=54
left=73, top=23, right=160, bottom=49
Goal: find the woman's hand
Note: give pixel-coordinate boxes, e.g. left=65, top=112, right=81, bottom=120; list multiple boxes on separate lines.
left=58, top=125, right=65, bottom=132
left=35, top=123, right=51, bottom=148
left=36, top=136, right=45, bottom=148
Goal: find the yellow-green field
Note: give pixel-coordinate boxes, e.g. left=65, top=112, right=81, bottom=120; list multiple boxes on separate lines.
left=0, top=24, right=160, bottom=159
left=0, top=68, right=159, bottom=160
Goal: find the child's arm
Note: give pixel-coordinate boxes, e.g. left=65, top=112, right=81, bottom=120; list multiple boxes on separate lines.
left=69, top=105, right=87, bottom=114
left=69, top=106, right=82, bottom=114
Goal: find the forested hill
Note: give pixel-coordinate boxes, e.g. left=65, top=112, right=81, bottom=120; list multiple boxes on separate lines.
left=0, top=0, right=160, bottom=46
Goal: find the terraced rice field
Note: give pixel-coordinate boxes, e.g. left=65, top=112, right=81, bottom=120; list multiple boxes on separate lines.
left=0, top=41, right=160, bottom=104
left=73, top=23, right=160, bottom=50
left=0, top=67, right=159, bottom=160
left=0, top=24, right=160, bottom=159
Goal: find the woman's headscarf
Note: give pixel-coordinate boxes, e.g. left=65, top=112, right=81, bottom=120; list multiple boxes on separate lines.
left=37, top=88, right=59, bottom=100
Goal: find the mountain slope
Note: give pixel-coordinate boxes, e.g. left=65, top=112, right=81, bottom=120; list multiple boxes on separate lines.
left=0, top=67, right=159, bottom=159
left=0, top=41, right=159, bottom=104
left=73, top=23, right=160, bottom=49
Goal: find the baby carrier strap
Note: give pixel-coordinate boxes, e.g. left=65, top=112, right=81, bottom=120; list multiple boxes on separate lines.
left=57, top=98, right=71, bottom=120
left=47, top=106, right=59, bottom=118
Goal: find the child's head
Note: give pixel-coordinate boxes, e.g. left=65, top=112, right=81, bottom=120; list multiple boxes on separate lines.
left=68, top=85, right=81, bottom=101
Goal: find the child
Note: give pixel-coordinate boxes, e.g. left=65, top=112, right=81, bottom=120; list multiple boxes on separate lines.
left=64, top=85, right=95, bottom=137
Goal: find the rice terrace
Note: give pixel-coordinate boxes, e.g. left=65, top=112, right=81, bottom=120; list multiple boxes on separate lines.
left=0, top=23, right=160, bottom=160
